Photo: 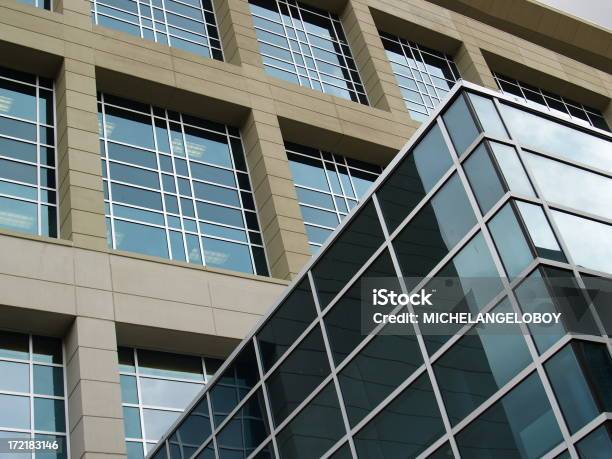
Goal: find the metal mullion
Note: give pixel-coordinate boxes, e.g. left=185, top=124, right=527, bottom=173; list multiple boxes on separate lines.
left=308, top=271, right=357, bottom=458
left=148, top=104, right=174, bottom=260
left=318, top=153, right=343, bottom=224
left=159, top=0, right=172, bottom=46
left=445, top=101, right=581, bottom=458
left=225, top=127, right=258, bottom=274
left=35, top=77, right=42, bottom=237
left=252, top=337, right=280, bottom=458
left=328, top=156, right=350, bottom=222
left=134, top=349, right=149, bottom=452
left=179, top=113, right=205, bottom=266
left=294, top=2, right=328, bottom=94
left=164, top=109, right=190, bottom=264
left=60, top=339, right=70, bottom=459
left=415, top=434, right=453, bottom=459
left=373, top=192, right=461, bottom=458
left=101, top=95, right=118, bottom=250
left=277, top=0, right=311, bottom=89
left=28, top=334, right=34, bottom=455
left=207, top=0, right=223, bottom=60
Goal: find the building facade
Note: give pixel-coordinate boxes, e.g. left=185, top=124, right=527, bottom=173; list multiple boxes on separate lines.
left=0, top=0, right=610, bottom=458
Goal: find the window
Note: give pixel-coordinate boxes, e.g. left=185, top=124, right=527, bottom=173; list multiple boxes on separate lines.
left=98, top=93, right=268, bottom=276
left=493, top=73, right=609, bottom=131
left=0, top=330, right=67, bottom=459
left=248, top=0, right=368, bottom=104
left=17, top=0, right=51, bottom=9
left=0, top=67, right=57, bottom=237
left=118, top=347, right=221, bottom=458
left=286, top=142, right=381, bottom=252
left=380, top=31, right=460, bottom=121
left=90, top=0, right=223, bottom=60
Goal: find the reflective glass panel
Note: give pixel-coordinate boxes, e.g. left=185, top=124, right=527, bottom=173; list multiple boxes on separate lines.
left=276, top=383, right=346, bottom=459
left=267, top=325, right=330, bottom=426
left=257, top=279, right=317, bottom=372
left=378, top=124, right=454, bottom=232
left=545, top=341, right=612, bottom=433
left=339, top=334, right=423, bottom=426
left=434, top=298, right=532, bottom=425
left=443, top=94, right=479, bottom=155
left=551, top=210, right=612, bottom=275
left=456, top=373, right=563, bottom=458
left=354, top=373, right=445, bottom=458
left=525, top=152, right=612, bottom=221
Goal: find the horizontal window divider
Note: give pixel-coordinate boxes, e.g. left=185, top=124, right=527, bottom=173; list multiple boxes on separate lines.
left=0, top=390, right=65, bottom=400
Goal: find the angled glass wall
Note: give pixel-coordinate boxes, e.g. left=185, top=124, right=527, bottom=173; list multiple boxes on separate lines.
left=0, top=67, right=57, bottom=238
left=148, top=83, right=612, bottom=459
left=98, top=93, right=269, bottom=276
left=90, top=0, right=223, bottom=60
left=380, top=31, right=460, bottom=122
left=0, top=330, right=67, bottom=459
left=286, top=142, right=381, bottom=253
left=248, top=0, right=368, bottom=104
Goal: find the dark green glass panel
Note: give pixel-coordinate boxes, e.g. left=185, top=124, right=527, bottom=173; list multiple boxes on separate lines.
left=354, top=373, right=445, bottom=458
left=267, top=326, right=330, bottom=426
left=257, top=279, right=317, bottom=372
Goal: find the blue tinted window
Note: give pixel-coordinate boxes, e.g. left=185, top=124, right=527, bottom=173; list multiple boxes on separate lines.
left=249, top=0, right=368, bottom=104
left=100, top=94, right=268, bottom=276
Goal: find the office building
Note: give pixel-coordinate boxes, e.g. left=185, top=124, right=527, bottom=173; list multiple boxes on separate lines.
left=0, top=0, right=610, bottom=457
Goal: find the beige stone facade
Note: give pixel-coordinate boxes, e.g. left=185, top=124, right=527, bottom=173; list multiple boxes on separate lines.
left=0, top=0, right=610, bottom=456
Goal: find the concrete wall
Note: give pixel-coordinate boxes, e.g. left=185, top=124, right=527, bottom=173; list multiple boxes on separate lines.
left=0, top=0, right=610, bottom=457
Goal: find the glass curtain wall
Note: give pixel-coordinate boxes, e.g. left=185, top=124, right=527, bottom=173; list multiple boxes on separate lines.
left=149, top=86, right=612, bottom=459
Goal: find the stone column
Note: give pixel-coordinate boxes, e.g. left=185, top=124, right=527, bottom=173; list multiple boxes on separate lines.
left=66, top=317, right=126, bottom=459
left=242, top=108, right=311, bottom=280
left=55, top=0, right=107, bottom=250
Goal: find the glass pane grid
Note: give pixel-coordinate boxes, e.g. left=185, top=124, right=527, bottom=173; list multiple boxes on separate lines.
left=151, top=89, right=612, bottom=459
left=0, top=66, right=57, bottom=238
left=99, top=93, right=269, bottom=276
left=0, top=330, right=67, bottom=459
left=120, top=347, right=222, bottom=457
left=493, top=73, right=610, bottom=132
left=286, top=142, right=381, bottom=253
left=90, top=0, right=223, bottom=61
left=248, top=0, right=369, bottom=105
left=380, top=31, right=460, bottom=122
